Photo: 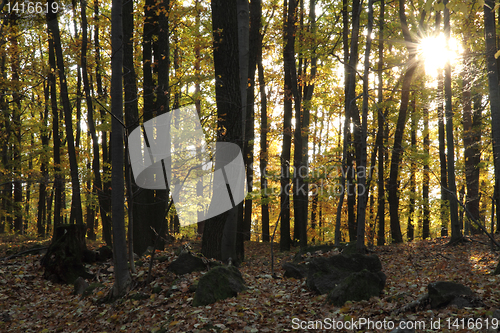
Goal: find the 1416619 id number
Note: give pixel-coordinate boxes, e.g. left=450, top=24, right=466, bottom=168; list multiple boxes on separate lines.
left=6, top=2, right=59, bottom=14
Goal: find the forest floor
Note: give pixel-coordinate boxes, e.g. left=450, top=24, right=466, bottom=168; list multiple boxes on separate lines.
left=0, top=234, right=499, bottom=332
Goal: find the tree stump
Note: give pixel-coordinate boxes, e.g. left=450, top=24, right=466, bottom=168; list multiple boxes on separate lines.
left=41, top=224, right=93, bottom=284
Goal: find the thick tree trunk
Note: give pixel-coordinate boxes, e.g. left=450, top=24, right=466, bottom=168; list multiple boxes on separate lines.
left=202, top=0, right=244, bottom=263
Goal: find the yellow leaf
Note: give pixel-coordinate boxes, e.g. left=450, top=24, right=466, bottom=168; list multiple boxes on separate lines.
left=494, top=50, right=500, bottom=59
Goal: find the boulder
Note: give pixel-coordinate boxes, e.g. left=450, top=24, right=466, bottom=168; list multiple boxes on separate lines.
left=306, top=253, right=384, bottom=295
left=73, top=277, right=90, bottom=296
left=193, top=266, right=246, bottom=306
left=96, top=246, right=113, bottom=262
left=327, top=269, right=385, bottom=306
left=282, top=262, right=308, bottom=279
left=168, top=252, right=207, bottom=275
left=427, top=281, right=482, bottom=309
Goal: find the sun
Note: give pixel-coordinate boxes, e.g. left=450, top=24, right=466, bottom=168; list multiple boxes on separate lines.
left=417, top=33, right=462, bottom=77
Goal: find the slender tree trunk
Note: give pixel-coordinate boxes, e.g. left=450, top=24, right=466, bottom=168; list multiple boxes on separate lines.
left=376, top=0, right=385, bottom=246
left=47, top=0, right=84, bottom=226
left=244, top=0, right=261, bottom=242
left=123, top=0, right=140, bottom=265
left=10, top=13, right=23, bottom=234
left=336, top=0, right=361, bottom=245
left=388, top=0, right=417, bottom=244
left=38, top=81, right=50, bottom=237
left=91, top=0, right=112, bottom=245
left=484, top=0, right=500, bottom=251
left=110, top=0, right=131, bottom=298
left=423, top=105, right=430, bottom=239
left=280, top=0, right=293, bottom=251
left=407, top=96, right=416, bottom=241
left=443, top=0, right=461, bottom=243
left=258, top=52, right=270, bottom=242
left=356, top=0, right=373, bottom=252
left=194, top=0, right=205, bottom=236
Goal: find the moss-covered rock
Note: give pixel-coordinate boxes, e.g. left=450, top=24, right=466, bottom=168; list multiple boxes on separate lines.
left=327, top=269, right=385, bottom=306
left=168, top=252, right=207, bottom=275
left=306, top=253, right=384, bottom=294
left=192, top=266, right=246, bottom=307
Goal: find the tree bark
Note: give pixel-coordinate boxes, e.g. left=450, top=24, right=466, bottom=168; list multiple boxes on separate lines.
left=202, top=0, right=244, bottom=263
left=484, top=0, right=500, bottom=255
left=443, top=0, right=461, bottom=243
left=376, top=0, right=385, bottom=246
left=356, top=0, right=373, bottom=252
left=258, top=51, right=270, bottom=242
left=47, top=0, right=84, bottom=226
left=110, top=0, right=131, bottom=298
left=388, top=0, right=417, bottom=244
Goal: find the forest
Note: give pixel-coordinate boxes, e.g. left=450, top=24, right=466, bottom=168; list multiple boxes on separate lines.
left=1, top=0, right=500, bottom=331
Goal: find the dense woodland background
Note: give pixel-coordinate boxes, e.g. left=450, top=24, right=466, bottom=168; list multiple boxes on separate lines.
left=1, top=0, right=500, bottom=281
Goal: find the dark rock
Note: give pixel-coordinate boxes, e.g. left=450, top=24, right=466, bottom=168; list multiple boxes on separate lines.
left=82, top=282, right=105, bottom=298
left=96, top=246, right=113, bottom=262
left=82, top=249, right=97, bottom=263
left=193, top=266, right=246, bottom=306
left=427, top=281, right=474, bottom=308
left=129, top=292, right=150, bottom=300
left=327, top=269, right=385, bottom=306
left=168, top=252, right=207, bottom=275
left=282, top=262, right=308, bottom=279
left=73, top=277, right=90, bottom=296
left=306, top=253, right=384, bottom=294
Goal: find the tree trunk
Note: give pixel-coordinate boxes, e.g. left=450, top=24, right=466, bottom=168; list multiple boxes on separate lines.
left=443, top=0, right=461, bottom=243
left=244, top=0, right=261, bottom=242
left=462, top=45, right=482, bottom=233
left=133, top=0, right=167, bottom=256
left=376, top=0, right=385, bottom=246
left=10, top=12, right=23, bottom=234
left=258, top=51, right=270, bottom=242
left=356, top=0, right=373, bottom=252
left=388, top=0, right=416, bottom=244
left=202, top=0, right=243, bottom=263
left=280, top=0, right=293, bottom=251
left=123, top=0, right=140, bottom=265
left=47, top=0, right=84, bottom=226
left=407, top=96, right=416, bottom=241
left=423, top=104, right=430, bottom=239
left=110, top=0, right=131, bottom=298
left=484, top=0, right=500, bottom=262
